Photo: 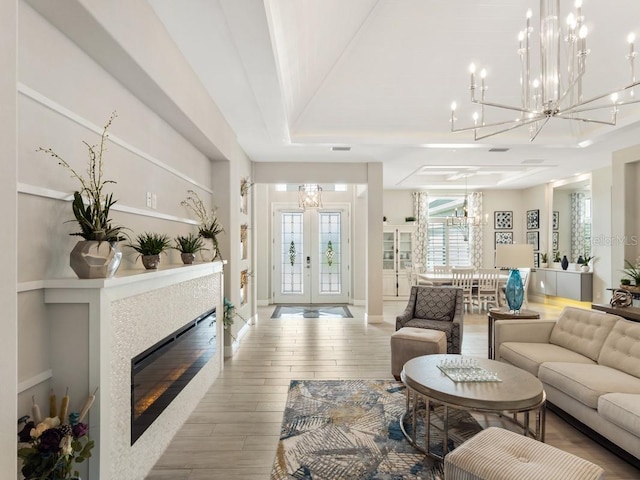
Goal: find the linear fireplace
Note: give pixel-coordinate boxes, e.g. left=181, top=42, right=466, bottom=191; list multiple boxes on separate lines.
left=131, top=307, right=217, bottom=444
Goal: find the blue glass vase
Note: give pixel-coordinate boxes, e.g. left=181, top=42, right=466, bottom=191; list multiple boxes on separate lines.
left=505, top=268, right=524, bottom=312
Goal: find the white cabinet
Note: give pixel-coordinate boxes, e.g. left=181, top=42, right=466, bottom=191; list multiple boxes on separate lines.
left=531, top=268, right=592, bottom=301
left=383, top=225, right=415, bottom=298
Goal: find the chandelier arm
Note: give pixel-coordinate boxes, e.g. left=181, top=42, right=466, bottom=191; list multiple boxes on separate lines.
left=559, top=80, right=640, bottom=112
left=553, top=115, right=616, bottom=126
left=451, top=116, right=543, bottom=134
left=529, top=117, right=551, bottom=143
left=471, top=117, right=546, bottom=141
left=561, top=97, right=640, bottom=115
left=470, top=98, right=536, bottom=114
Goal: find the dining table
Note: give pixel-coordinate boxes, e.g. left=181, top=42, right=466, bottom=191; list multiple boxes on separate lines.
left=417, top=272, right=510, bottom=286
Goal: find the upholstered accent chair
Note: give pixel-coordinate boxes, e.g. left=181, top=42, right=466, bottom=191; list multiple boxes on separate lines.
left=396, top=285, right=464, bottom=354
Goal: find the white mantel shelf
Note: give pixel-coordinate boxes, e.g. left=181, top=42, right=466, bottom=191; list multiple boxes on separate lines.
left=44, top=261, right=222, bottom=292
left=44, top=261, right=224, bottom=480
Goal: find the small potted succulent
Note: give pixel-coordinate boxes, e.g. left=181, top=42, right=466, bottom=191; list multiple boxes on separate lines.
left=580, top=255, right=594, bottom=272
left=128, top=232, right=171, bottom=269
left=174, top=233, right=205, bottom=265
left=540, top=252, right=548, bottom=268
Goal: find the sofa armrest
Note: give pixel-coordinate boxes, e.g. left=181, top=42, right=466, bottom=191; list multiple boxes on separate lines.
left=395, top=309, right=413, bottom=330
left=494, top=319, right=556, bottom=352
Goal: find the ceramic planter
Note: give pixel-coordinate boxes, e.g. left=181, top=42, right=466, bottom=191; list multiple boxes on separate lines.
left=181, top=252, right=196, bottom=264
left=142, top=254, right=160, bottom=269
left=70, top=240, right=122, bottom=279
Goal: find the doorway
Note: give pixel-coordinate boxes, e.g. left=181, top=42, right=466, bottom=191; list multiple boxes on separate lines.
left=273, top=206, right=350, bottom=304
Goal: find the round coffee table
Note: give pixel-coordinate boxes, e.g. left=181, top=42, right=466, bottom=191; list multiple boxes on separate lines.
left=400, top=354, right=546, bottom=460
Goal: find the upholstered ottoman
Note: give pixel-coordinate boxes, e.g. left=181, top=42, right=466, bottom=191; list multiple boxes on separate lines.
left=444, top=427, right=604, bottom=480
left=390, top=327, right=447, bottom=379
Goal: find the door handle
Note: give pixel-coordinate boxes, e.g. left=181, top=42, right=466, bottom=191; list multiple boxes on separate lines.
left=306, top=256, right=311, bottom=269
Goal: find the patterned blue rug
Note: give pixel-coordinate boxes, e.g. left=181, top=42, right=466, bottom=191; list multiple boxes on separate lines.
left=271, top=305, right=353, bottom=318
left=270, top=380, right=482, bottom=480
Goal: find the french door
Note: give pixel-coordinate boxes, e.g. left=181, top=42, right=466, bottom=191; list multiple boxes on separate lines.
left=273, top=206, right=349, bottom=304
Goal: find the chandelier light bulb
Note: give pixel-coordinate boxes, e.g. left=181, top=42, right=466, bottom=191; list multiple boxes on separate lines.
left=611, top=93, right=619, bottom=103
left=532, top=79, right=540, bottom=89
left=579, top=25, right=588, bottom=39
left=469, top=63, right=476, bottom=74
left=480, top=69, right=487, bottom=79
left=526, top=8, right=532, bottom=19
left=575, top=0, right=583, bottom=8
left=566, top=13, right=576, bottom=29
left=451, top=102, right=457, bottom=111
left=472, top=112, right=479, bottom=121
left=518, top=31, right=524, bottom=42
left=628, top=33, right=636, bottom=44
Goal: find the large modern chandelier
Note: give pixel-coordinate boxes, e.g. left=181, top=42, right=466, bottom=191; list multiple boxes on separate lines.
left=298, top=184, right=323, bottom=209
left=450, top=0, right=640, bottom=141
left=446, top=178, right=487, bottom=241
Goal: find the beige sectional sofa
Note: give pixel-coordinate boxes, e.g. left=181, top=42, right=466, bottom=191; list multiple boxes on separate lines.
left=494, top=307, right=640, bottom=462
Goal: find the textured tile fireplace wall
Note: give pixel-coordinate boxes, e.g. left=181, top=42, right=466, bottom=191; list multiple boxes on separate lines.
left=44, top=263, right=224, bottom=480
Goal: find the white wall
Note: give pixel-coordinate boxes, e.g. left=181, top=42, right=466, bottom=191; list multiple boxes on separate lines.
left=612, top=145, right=640, bottom=287
left=591, top=166, right=612, bottom=303
left=17, top=0, right=217, bottom=423
left=15, top=4, right=258, bottom=477
left=0, top=0, right=18, bottom=472
left=383, top=190, right=414, bottom=224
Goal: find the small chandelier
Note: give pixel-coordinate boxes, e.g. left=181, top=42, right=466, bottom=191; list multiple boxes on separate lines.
left=450, top=0, right=640, bottom=142
left=298, top=184, right=323, bottom=209
left=446, top=178, right=487, bottom=241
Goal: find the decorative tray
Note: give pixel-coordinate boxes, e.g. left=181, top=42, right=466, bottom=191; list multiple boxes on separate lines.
left=437, top=360, right=501, bottom=383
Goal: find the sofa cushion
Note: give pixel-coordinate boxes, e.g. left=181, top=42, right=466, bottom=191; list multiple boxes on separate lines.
left=499, top=342, right=595, bottom=377
left=539, top=362, right=640, bottom=409
left=414, top=288, right=457, bottom=322
left=548, top=308, right=620, bottom=361
left=598, top=393, right=640, bottom=438
left=598, top=319, right=640, bottom=378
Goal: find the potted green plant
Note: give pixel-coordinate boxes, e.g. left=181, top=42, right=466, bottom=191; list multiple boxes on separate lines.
left=540, top=253, right=548, bottom=268
left=174, top=233, right=205, bottom=265
left=181, top=190, right=224, bottom=261
left=128, top=232, right=171, bottom=269
left=38, top=112, right=126, bottom=279
left=621, top=257, right=640, bottom=288
left=552, top=251, right=562, bottom=268
left=580, top=255, right=594, bottom=272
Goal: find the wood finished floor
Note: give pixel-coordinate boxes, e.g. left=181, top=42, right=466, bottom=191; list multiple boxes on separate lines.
left=146, top=301, right=640, bottom=479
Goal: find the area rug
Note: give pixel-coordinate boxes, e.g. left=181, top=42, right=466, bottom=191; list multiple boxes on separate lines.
left=270, top=379, right=482, bottom=480
left=271, top=305, right=353, bottom=318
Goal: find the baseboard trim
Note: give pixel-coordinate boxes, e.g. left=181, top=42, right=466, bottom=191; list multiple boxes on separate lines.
left=365, top=314, right=384, bottom=324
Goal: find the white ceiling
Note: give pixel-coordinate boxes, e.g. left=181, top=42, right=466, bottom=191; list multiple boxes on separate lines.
left=148, top=0, right=640, bottom=190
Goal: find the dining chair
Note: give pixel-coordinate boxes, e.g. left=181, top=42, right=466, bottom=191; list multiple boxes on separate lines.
left=405, top=266, right=416, bottom=286
left=433, top=265, right=450, bottom=275
left=413, top=262, right=432, bottom=285
left=451, top=268, right=475, bottom=313
left=476, top=268, right=500, bottom=312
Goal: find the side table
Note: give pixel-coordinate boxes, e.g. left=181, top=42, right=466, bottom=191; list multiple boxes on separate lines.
left=487, top=307, right=540, bottom=359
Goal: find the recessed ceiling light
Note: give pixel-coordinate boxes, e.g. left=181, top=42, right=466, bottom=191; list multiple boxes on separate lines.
left=331, top=146, right=351, bottom=152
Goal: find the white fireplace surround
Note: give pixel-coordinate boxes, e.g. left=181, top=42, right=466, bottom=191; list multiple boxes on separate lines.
left=44, top=262, right=224, bottom=480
